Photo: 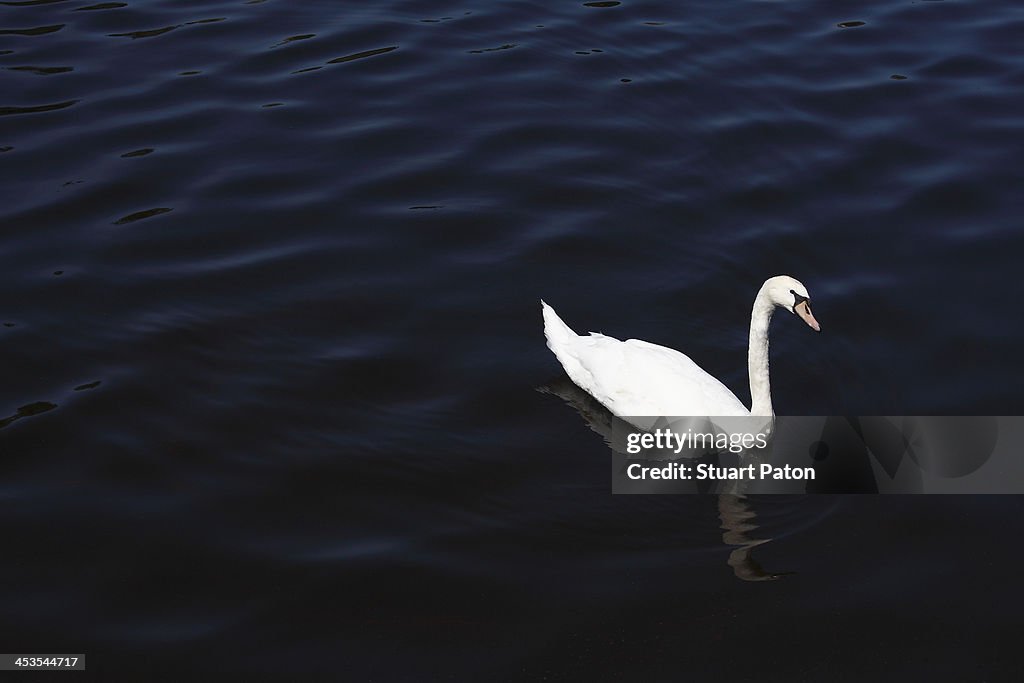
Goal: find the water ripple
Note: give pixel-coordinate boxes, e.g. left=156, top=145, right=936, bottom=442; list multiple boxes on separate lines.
left=326, top=46, right=398, bottom=64
left=108, top=18, right=224, bottom=40
left=113, top=207, right=173, bottom=225
left=468, top=44, right=517, bottom=54
left=1, top=0, right=72, bottom=5
left=0, top=24, right=64, bottom=36
left=0, top=99, right=78, bottom=115
left=108, top=25, right=180, bottom=40
left=74, top=2, right=126, bottom=10
left=5, top=64, right=72, bottom=74
left=272, top=33, right=315, bottom=48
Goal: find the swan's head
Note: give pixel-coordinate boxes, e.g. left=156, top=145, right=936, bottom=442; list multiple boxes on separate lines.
left=763, top=276, right=820, bottom=332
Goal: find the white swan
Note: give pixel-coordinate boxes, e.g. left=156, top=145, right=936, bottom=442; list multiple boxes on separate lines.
left=541, top=276, right=820, bottom=422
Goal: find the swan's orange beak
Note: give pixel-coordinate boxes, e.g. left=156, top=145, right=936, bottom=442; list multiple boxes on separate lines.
left=795, top=301, right=820, bottom=332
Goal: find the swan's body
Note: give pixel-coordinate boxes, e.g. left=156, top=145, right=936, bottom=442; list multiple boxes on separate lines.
left=542, top=276, right=819, bottom=423
left=541, top=310, right=749, bottom=417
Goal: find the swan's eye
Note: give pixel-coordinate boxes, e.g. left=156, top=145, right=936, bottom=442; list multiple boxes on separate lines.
left=790, top=289, right=809, bottom=314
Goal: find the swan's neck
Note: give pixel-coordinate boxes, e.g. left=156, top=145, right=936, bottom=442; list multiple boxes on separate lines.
left=747, top=289, right=775, bottom=417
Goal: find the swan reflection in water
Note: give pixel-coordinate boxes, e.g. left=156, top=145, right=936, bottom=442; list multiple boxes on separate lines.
left=539, top=377, right=794, bottom=582
left=718, top=493, right=794, bottom=581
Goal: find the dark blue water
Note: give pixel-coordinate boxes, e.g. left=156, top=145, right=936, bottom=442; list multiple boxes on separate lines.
left=2, top=0, right=1023, bottom=679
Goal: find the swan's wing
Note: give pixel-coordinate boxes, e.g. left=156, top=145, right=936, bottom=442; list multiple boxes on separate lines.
left=566, top=335, right=748, bottom=418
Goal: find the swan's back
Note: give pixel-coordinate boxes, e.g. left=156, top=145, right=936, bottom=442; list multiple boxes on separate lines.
left=542, top=301, right=749, bottom=420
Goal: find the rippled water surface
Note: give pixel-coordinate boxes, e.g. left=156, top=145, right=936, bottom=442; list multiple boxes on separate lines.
left=2, top=0, right=1023, bottom=679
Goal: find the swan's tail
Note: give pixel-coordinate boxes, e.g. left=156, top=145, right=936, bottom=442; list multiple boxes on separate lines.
left=541, top=299, right=577, bottom=348
left=541, top=300, right=589, bottom=386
